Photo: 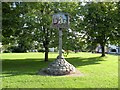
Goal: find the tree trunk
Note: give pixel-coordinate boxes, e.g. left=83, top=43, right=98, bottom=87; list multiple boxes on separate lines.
left=101, top=44, right=105, bottom=57
left=43, top=41, right=49, bottom=62
left=43, top=27, right=49, bottom=62
left=44, top=46, right=49, bottom=62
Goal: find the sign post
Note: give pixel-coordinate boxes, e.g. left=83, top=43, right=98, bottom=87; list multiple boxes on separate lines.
left=52, top=12, right=69, bottom=59
left=59, top=28, right=62, bottom=59
left=39, top=12, right=76, bottom=75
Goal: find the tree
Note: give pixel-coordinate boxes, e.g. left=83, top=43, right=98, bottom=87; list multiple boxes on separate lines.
left=23, top=2, right=56, bottom=61
left=24, top=2, right=80, bottom=61
left=114, top=2, right=120, bottom=45
left=2, top=2, right=82, bottom=61
left=2, top=2, right=33, bottom=52
left=80, top=2, right=119, bottom=57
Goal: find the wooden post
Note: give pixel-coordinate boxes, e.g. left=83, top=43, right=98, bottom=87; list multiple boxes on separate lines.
left=59, top=28, right=62, bottom=59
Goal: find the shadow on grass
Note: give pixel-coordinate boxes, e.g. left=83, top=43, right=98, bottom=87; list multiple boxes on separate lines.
left=66, top=56, right=104, bottom=67
left=2, top=56, right=105, bottom=77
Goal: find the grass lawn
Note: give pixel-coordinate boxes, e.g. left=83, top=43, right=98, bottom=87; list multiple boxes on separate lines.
left=1, top=52, right=118, bottom=88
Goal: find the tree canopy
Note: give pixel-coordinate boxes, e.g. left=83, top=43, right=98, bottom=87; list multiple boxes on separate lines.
left=2, top=2, right=120, bottom=60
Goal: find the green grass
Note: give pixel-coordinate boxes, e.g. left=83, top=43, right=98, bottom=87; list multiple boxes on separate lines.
left=1, top=52, right=118, bottom=88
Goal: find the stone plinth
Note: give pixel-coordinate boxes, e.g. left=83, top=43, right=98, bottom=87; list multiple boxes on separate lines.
left=40, top=56, right=76, bottom=75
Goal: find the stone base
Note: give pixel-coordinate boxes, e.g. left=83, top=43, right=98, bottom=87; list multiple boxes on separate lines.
left=39, top=56, right=76, bottom=75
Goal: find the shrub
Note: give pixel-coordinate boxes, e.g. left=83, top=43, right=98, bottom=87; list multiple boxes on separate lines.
left=38, top=49, right=45, bottom=52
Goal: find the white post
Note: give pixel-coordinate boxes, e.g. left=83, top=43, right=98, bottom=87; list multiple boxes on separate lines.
left=59, top=28, right=62, bottom=59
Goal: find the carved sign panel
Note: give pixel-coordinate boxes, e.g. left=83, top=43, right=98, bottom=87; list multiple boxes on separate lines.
left=52, top=13, right=69, bottom=28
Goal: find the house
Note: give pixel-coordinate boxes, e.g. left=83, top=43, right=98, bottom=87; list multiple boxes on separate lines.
left=108, top=44, right=120, bottom=54
left=49, top=47, right=55, bottom=52
left=95, top=44, right=120, bottom=54
left=95, top=44, right=108, bottom=53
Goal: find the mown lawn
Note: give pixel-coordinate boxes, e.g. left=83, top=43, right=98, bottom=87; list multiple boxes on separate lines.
left=1, top=52, right=118, bottom=88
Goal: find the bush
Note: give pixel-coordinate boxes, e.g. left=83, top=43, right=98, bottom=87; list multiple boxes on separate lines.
left=38, top=49, right=45, bottom=52
left=54, top=48, right=58, bottom=52
left=10, top=46, right=27, bottom=53
left=3, top=50, right=11, bottom=53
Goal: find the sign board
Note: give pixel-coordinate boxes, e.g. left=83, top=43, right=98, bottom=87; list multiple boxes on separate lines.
left=52, top=13, right=69, bottom=29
